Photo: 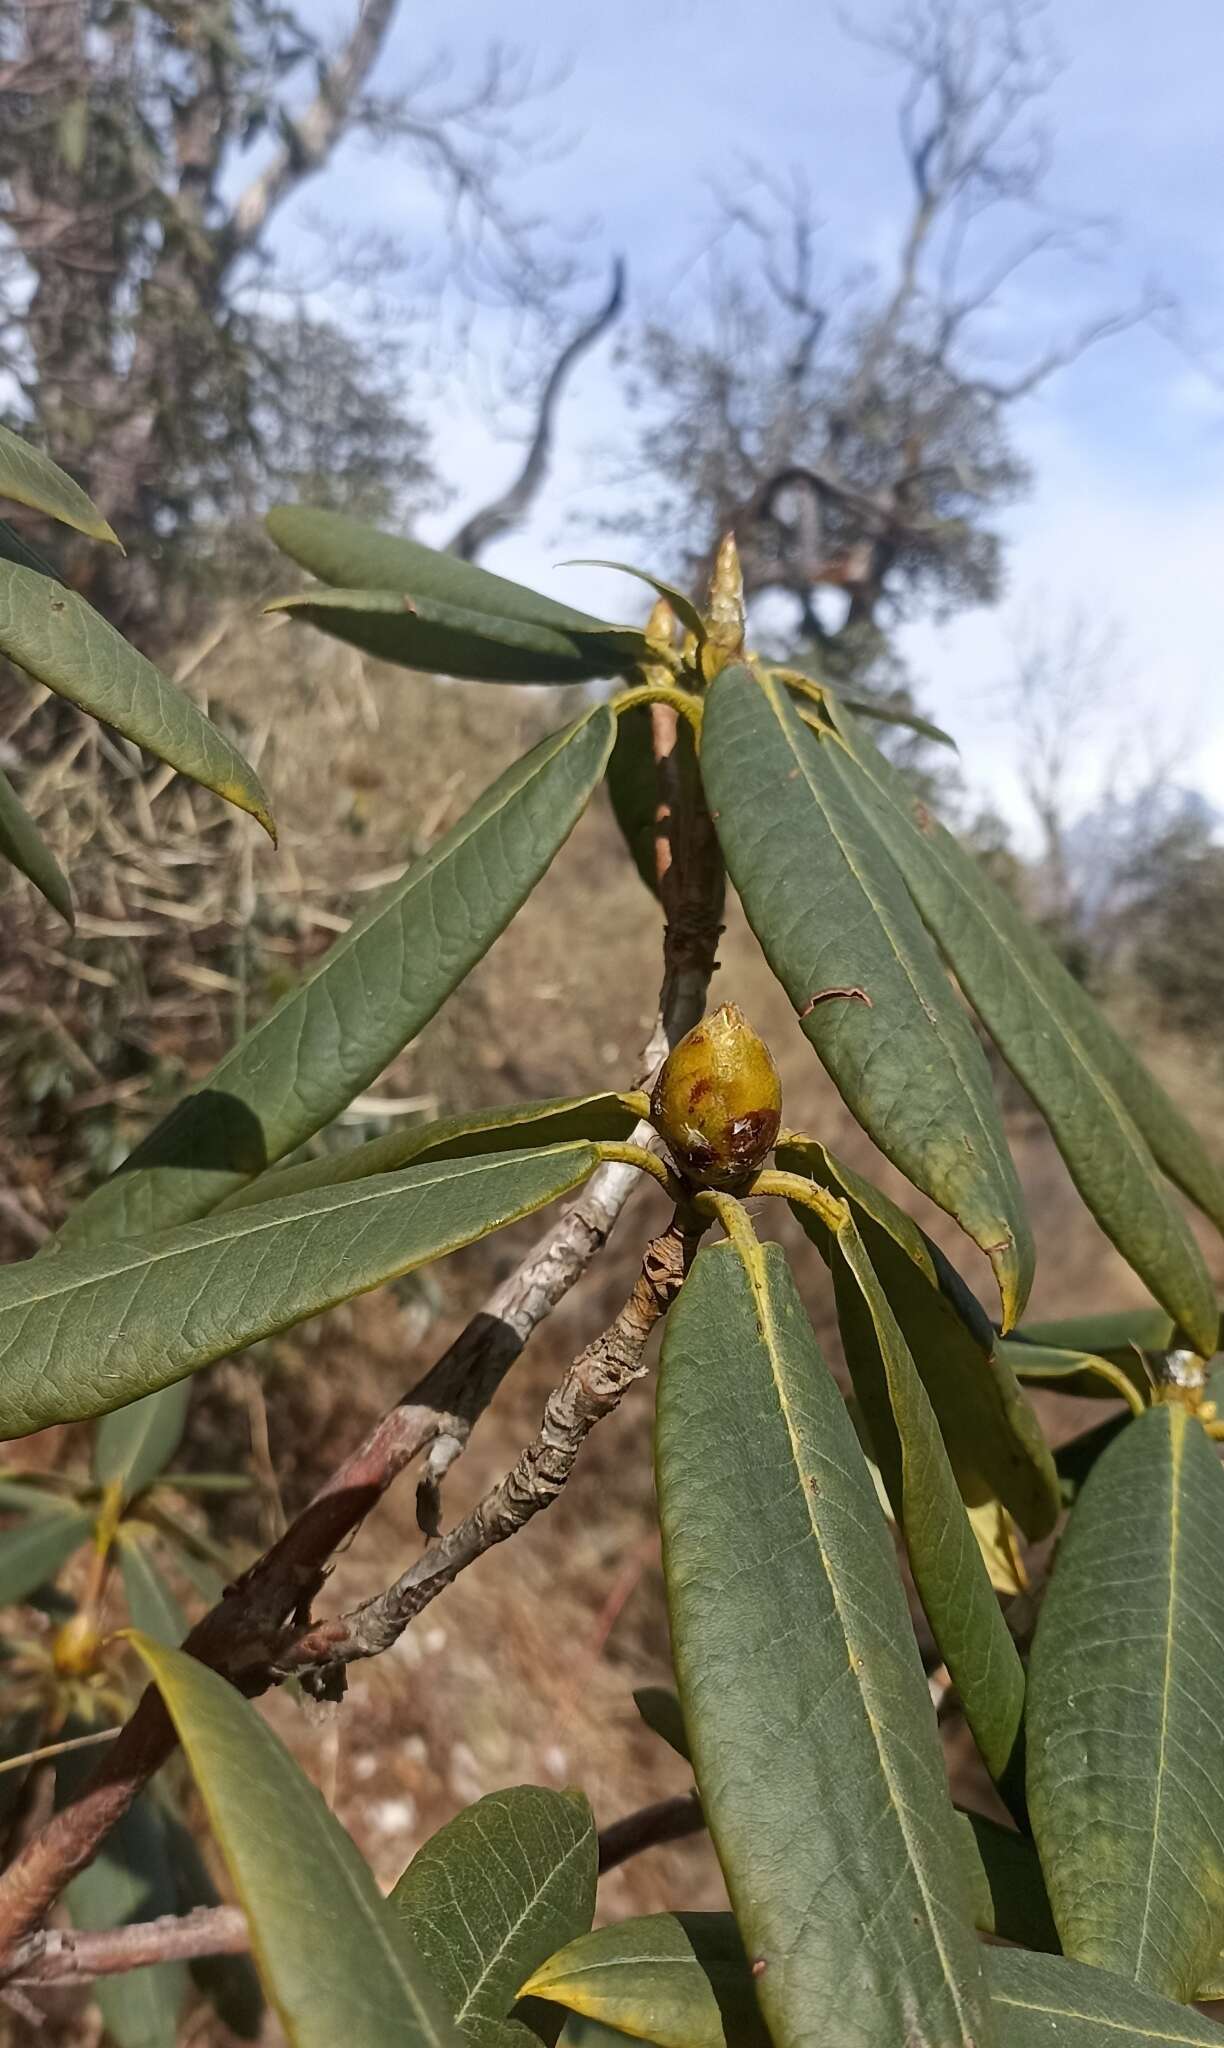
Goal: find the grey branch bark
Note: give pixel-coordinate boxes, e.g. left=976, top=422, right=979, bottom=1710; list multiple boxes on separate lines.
left=229, top=0, right=400, bottom=255
left=446, top=258, right=626, bottom=562
left=4, top=1906, right=249, bottom=1986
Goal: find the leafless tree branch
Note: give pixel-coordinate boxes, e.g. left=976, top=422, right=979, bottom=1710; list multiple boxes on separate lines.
left=4, top=1907, right=249, bottom=1987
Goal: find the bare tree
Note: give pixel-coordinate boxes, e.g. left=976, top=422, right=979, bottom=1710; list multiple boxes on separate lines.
left=615, top=0, right=1163, bottom=677
left=0, top=4, right=618, bottom=619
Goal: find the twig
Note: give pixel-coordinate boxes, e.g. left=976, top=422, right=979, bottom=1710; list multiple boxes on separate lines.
left=0, top=668, right=725, bottom=1960
left=597, top=1793, right=705, bottom=1874
left=279, top=1212, right=704, bottom=1681
left=5, top=1905, right=249, bottom=1986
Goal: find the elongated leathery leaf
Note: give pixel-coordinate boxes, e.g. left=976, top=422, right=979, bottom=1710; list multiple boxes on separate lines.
left=0, top=761, right=72, bottom=924
left=266, top=506, right=650, bottom=682
left=526, top=1923, right=1224, bottom=2048
left=824, top=705, right=1221, bottom=1358
left=94, top=1378, right=191, bottom=1502
left=65, top=707, right=615, bottom=1245
left=831, top=1209, right=1027, bottom=1798
left=702, top=662, right=1031, bottom=1325
left=606, top=703, right=664, bottom=897
left=0, top=421, right=119, bottom=545
left=1028, top=1402, right=1224, bottom=1999
left=62, top=1781, right=186, bottom=2048
left=998, top=1335, right=1149, bottom=1407
left=116, top=1530, right=187, bottom=1645
left=0, top=566, right=273, bottom=838
left=522, top=1915, right=768, bottom=2048
left=390, top=1787, right=597, bottom=2044
left=222, top=1092, right=641, bottom=1213
left=779, top=1138, right=1058, bottom=1539
left=0, top=1504, right=91, bottom=1605
left=657, top=1234, right=992, bottom=2048
left=0, top=1144, right=598, bottom=1438
left=987, top=1951, right=1224, bottom=2047
left=127, top=1636, right=462, bottom=2048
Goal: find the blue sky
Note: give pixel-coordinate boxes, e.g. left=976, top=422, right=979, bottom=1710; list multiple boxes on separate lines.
left=274, top=0, right=1224, bottom=840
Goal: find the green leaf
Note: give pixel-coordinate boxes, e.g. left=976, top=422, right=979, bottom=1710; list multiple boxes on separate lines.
left=702, top=664, right=1031, bottom=1324
left=1054, top=1413, right=1132, bottom=1504
left=836, top=692, right=957, bottom=751
left=267, top=585, right=650, bottom=685
left=0, top=566, right=274, bottom=839
left=521, top=1914, right=768, bottom=2048
left=94, top=1380, right=192, bottom=1502
left=61, top=1772, right=187, bottom=2048
left=1028, top=1403, right=1224, bottom=1999
left=829, top=1206, right=1028, bottom=1799
left=656, top=1233, right=992, bottom=2048
left=126, top=1636, right=462, bottom=2048
left=986, top=1950, right=1224, bottom=2047
left=606, top=703, right=663, bottom=897
left=1018, top=1309, right=1178, bottom=1360
left=558, top=561, right=706, bottom=643
left=0, top=514, right=61, bottom=579
left=998, top=1335, right=1149, bottom=1407
left=957, top=1809, right=1060, bottom=1953
left=64, top=708, right=614, bottom=1245
left=779, top=1139, right=1058, bottom=1540
left=823, top=705, right=1221, bottom=1358
left=0, top=1144, right=599, bottom=1438
left=221, top=1092, right=641, bottom=1214
left=0, top=761, right=73, bottom=924
left=631, top=1686, right=691, bottom=1763
left=163, top=1808, right=265, bottom=2040
left=389, top=1786, right=597, bottom=2042
left=116, top=1529, right=188, bottom=1645
left=0, top=1505, right=92, bottom=1605
left=0, top=421, right=119, bottom=545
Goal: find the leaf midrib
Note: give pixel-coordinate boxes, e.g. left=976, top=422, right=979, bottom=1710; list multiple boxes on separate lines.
left=737, top=1233, right=979, bottom=2045
left=452, top=1812, right=590, bottom=2021
left=1134, top=1406, right=1185, bottom=1985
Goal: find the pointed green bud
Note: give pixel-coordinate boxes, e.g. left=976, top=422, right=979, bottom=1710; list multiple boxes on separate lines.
left=650, top=1002, right=782, bottom=1189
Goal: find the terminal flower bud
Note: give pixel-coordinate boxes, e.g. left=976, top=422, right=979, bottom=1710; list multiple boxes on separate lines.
left=650, top=1003, right=782, bottom=1188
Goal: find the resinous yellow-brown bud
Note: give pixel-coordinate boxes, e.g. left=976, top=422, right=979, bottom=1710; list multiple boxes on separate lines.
left=52, top=1610, right=102, bottom=1678
left=701, top=531, right=745, bottom=682
left=651, top=1003, right=782, bottom=1189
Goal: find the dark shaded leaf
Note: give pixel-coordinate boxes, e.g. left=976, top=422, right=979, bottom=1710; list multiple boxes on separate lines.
left=657, top=1233, right=991, bottom=2048
left=61, top=1767, right=186, bottom=2048
left=116, top=1529, right=188, bottom=1645
left=958, top=1809, right=1060, bottom=1953
left=0, top=1505, right=92, bottom=1605
left=703, top=663, right=1030, bottom=1324
left=606, top=704, right=663, bottom=897
left=1028, top=1403, right=1224, bottom=1999
left=267, top=585, right=651, bottom=685
left=631, top=1687, right=690, bottom=1763
left=389, top=1786, right=597, bottom=2043
left=521, top=1915, right=767, bottom=2048
left=558, top=561, right=705, bottom=642
left=65, top=708, right=614, bottom=1244
left=163, top=1808, right=265, bottom=2040
left=0, top=1144, right=599, bottom=1437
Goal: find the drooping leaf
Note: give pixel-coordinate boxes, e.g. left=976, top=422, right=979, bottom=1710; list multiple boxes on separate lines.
left=266, top=506, right=651, bottom=683
left=64, top=708, right=614, bottom=1245
left=0, top=1144, right=599, bottom=1438
left=824, top=705, right=1221, bottom=1357
left=558, top=561, right=706, bottom=643
left=94, top=1379, right=192, bottom=1503
left=632, top=1686, right=691, bottom=1763
left=116, top=1529, right=188, bottom=1645
left=0, top=761, right=73, bottom=924
left=0, top=421, right=119, bottom=545
left=1018, top=1309, right=1178, bottom=1360
left=702, top=663, right=1031, bottom=1324
left=606, top=703, right=663, bottom=897
left=998, top=1335, right=1149, bottom=1407
left=60, top=1765, right=187, bottom=2048
left=778, top=671, right=956, bottom=750
left=389, top=1786, right=597, bottom=2043
left=0, top=1504, right=92, bottom=1606
left=1028, top=1402, right=1224, bottom=1999
left=779, top=1138, right=1058, bottom=1539
left=0, top=566, right=274, bottom=839
left=0, top=514, right=61, bottom=579
left=521, top=1915, right=768, bottom=2048
left=163, top=1808, right=265, bottom=2040
left=986, top=1950, right=1224, bottom=2047
left=656, top=1233, right=991, bottom=2048
left=221, top=1092, right=641, bottom=1214
left=126, top=1636, right=462, bottom=2048
left=828, top=1207, right=1028, bottom=1800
